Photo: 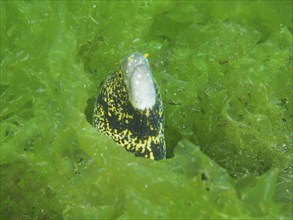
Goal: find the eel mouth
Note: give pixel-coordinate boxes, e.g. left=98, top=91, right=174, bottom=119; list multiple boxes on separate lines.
left=121, top=52, right=156, bottom=110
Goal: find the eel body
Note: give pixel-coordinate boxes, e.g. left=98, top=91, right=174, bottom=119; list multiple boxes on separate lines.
left=93, top=52, right=165, bottom=160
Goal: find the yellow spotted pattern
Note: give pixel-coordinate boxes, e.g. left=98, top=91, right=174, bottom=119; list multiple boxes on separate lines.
left=93, top=69, right=166, bottom=160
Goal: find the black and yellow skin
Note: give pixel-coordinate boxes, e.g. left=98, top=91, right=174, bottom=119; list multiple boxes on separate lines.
left=93, top=53, right=166, bottom=160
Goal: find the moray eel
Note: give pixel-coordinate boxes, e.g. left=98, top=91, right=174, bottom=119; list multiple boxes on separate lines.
left=93, top=52, right=166, bottom=160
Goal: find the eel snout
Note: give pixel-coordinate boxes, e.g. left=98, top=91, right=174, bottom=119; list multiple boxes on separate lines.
left=121, top=52, right=156, bottom=110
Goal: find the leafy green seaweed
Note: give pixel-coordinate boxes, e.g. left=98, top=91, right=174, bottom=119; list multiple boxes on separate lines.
left=1, top=1, right=292, bottom=219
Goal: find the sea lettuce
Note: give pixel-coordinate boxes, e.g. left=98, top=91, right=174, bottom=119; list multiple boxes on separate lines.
left=1, top=1, right=292, bottom=219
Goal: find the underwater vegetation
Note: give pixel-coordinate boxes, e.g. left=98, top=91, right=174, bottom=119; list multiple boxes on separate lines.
left=1, top=1, right=292, bottom=219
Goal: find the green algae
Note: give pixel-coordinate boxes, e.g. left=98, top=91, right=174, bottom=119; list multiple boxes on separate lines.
left=1, top=1, right=292, bottom=219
